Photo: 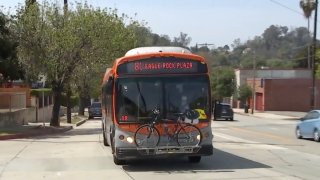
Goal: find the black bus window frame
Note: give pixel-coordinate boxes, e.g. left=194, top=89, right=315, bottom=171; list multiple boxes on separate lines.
left=105, top=76, right=114, bottom=95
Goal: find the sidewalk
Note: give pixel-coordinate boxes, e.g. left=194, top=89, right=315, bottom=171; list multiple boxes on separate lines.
left=233, top=108, right=306, bottom=120
left=0, top=114, right=87, bottom=140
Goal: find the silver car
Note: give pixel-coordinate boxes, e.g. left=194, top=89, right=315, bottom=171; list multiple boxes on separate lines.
left=295, top=110, right=320, bottom=142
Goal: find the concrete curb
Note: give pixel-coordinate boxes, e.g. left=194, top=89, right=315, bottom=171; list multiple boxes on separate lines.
left=0, top=126, right=73, bottom=141
left=75, top=119, right=87, bottom=127
left=282, top=117, right=300, bottom=120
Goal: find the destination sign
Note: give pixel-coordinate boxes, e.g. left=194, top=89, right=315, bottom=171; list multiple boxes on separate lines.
left=117, top=57, right=207, bottom=75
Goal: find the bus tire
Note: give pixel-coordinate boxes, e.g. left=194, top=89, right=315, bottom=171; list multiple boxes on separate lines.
left=188, top=156, right=201, bottom=163
left=111, top=135, right=115, bottom=154
left=102, top=121, right=109, bottom=146
left=103, top=131, right=109, bottom=146
left=110, top=125, right=116, bottom=154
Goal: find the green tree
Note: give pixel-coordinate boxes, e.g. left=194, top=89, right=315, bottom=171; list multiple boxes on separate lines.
left=15, top=1, right=136, bottom=126
left=152, top=34, right=171, bottom=46
left=228, top=25, right=311, bottom=69
left=237, top=84, right=252, bottom=102
left=211, top=67, right=236, bottom=101
left=26, top=0, right=36, bottom=8
left=172, top=32, right=192, bottom=48
left=72, top=5, right=136, bottom=116
left=128, top=24, right=172, bottom=47
left=0, top=12, right=24, bottom=82
left=16, top=2, right=84, bottom=126
left=127, top=24, right=153, bottom=46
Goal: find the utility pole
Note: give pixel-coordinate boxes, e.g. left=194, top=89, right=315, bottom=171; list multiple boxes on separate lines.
left=63, top=0, right=72, bottom=123
left=252, top=52, right=256, bottom=114
left=242, top=48, right=256, bottom=114
left=312, top=0, right=318, bottom=109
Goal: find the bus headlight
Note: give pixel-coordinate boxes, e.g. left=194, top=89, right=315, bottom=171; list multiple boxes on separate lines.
left=126, top=136, right=134, bottom=144
left=197, top=134, right=201, bottom=141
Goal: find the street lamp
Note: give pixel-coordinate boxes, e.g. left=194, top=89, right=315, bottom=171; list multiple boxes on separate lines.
left=243, top=48, right=256, bottom=114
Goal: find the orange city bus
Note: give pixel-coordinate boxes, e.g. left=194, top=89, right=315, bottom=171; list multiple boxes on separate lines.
left=101, top=47, right=213, bottom=165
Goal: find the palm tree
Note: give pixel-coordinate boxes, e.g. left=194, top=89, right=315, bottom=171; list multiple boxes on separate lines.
left=300, top=0, right=319, bottom=109
left=300, top=0, right=316, bottom=69
left=300, top=0, right=316, bottom=18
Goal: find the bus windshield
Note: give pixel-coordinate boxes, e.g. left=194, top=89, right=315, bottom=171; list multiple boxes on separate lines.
left=116, top=75, right=210, bottom=123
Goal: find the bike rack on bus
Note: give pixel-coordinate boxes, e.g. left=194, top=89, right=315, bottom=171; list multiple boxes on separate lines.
left=136, top=145, right=201, bottom=155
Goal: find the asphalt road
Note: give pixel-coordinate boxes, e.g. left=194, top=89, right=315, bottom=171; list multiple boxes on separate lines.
left=0, top=115, right=319, bottom=180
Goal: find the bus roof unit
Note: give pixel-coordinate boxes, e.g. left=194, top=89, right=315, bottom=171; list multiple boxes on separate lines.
left=125, top=46, right=192, bottom=56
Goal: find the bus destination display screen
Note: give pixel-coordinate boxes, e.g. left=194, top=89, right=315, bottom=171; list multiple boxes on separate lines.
left=117, top=57, right=207, bottom=75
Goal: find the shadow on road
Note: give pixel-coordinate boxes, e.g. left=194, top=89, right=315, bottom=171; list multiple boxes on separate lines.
left=34, top=127, right=102, bottom=139
left=213, top=119, right=240, bottom=122
left=31, top=127, right=102, bottom=141
left=64, top=127, right=102, bottom=136
left=122, top=148, right=270, bottom=172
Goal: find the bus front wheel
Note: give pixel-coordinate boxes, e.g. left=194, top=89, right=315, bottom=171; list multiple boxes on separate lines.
left=111, top=135, right=115, bottom=154
left=103, top=131, right=109, bottom=146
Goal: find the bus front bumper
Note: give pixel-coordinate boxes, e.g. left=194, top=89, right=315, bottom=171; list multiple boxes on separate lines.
left=115, top=145, right=213, bottom=160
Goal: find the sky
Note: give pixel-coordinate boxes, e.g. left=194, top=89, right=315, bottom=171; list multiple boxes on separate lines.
left=0, top=0, right=315, bottom=47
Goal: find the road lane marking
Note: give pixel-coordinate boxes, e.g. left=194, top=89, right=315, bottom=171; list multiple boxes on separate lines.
left=214, top=132, right=286, bottom=150
left=229, top=126, right=293, bottom=142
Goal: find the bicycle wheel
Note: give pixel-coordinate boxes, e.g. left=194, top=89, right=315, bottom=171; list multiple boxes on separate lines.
left=177, top=125, right=202, bottom=146
left=134, top=124, right=160, bottom=148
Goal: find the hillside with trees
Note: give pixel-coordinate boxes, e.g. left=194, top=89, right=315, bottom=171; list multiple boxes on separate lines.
left=0, top=1, right=318, bottom=125
left=190, top=25, right=317, bottom=101
left=193, top=25, right=314, bottom=70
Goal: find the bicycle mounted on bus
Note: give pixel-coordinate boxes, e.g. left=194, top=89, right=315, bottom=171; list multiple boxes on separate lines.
left=134, top=108, right=202, bottom=149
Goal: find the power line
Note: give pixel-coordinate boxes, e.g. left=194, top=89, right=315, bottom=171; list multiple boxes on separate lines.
left=268, top=0, right=320, bottom=28
left=268, top=0, right=304, bottom=16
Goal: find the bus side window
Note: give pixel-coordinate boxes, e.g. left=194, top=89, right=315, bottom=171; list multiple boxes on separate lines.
left=105, top=76, right=114, bottom=95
